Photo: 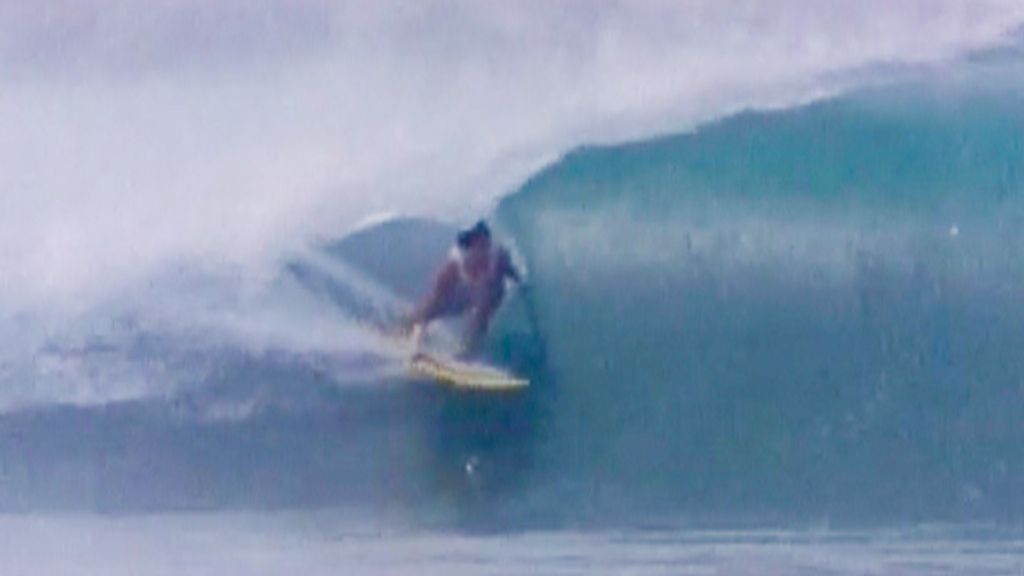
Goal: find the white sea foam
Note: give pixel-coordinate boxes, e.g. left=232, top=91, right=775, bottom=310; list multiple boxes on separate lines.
left=2, top=0, right=1022, bottom=312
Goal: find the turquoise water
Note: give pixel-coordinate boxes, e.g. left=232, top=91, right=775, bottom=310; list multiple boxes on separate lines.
left=3, top=32, right=1024, bottom=576
left=2, top=55, right=1023, bottom=531
left=492, top=60, right=1024, bottom=524
left=5, top=4, right=1024, bottom=574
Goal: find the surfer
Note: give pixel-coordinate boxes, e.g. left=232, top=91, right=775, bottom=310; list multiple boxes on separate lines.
left=405, top=220, right=522, bottom=357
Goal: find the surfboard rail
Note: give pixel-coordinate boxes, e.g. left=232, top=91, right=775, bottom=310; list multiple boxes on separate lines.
left=408, top=352, right=529, bottom=391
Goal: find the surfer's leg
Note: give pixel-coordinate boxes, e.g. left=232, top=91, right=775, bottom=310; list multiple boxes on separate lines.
left=460, top=316, right=488, bottom=359
left=461, top=285, right=505, bottom=358
left=408, top=264, right=462, bottom=328
left=407, top=288, right=471, bottom=352
left=407, top=292, right=458, bottom=340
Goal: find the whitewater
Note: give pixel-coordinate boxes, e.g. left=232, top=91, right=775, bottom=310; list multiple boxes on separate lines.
left=2, top=1, right=1024, bottom=573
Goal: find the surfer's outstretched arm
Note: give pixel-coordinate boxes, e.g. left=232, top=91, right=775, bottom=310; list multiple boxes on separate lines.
left=408, top=262, right=459, bottom=327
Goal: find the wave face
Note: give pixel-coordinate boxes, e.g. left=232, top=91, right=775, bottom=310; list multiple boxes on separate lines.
left=494, top=62, right=1024, bottom=524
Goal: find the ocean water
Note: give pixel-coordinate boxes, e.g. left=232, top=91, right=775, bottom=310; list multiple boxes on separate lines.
left=2, top=516, right=1024, bottom=576
left=3, top=2, right=1024, bottom=573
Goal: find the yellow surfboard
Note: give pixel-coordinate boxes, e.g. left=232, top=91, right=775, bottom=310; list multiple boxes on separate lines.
left=409, top=352, right=529, bottom=391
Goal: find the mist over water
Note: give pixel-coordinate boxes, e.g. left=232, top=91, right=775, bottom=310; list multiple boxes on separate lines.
left=3, top=1, right=1023, bottom=311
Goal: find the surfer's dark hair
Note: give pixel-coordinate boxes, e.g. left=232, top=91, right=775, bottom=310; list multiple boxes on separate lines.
left=457, top=220, right=491, bottom=249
